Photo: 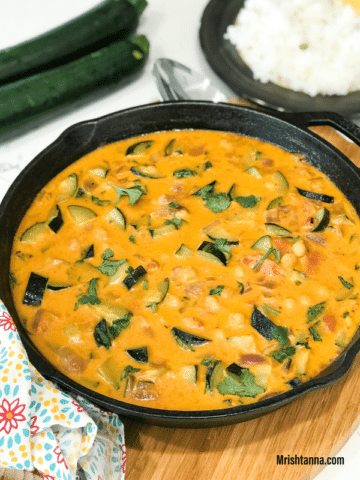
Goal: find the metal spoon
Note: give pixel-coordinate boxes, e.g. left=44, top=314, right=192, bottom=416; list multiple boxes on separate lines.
left=153, top=58, right=227, bottom=103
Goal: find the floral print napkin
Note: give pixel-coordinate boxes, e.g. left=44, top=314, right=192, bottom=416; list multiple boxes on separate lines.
left=0, top=300, right=126, bottom=480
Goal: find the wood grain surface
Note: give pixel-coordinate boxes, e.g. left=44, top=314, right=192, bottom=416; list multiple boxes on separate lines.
left=123, top=125, right=360, bottom=480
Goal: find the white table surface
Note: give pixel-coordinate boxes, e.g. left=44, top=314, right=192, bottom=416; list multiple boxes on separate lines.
left=0, top=1, right=359, bottom=478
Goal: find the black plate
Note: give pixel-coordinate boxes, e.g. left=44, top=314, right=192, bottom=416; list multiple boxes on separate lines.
left=200, top=0, right=360, bottom=116
left=1, top=102, right=360, bottom=427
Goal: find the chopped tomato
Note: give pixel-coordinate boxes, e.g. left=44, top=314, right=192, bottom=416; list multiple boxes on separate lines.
left=272, top=238, right=291, bottom=254
left=322, top=314, right=336, bottom=332
left=303, top=250, right=323, bottom=275
left=239, top=354, right=264, bottom=366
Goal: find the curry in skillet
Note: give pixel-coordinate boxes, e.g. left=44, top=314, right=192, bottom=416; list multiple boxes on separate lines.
left=10, top=130, right=360, bottom=410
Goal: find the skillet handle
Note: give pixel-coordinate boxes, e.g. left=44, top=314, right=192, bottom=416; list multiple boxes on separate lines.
left=278, top=111, right=360, bottom=148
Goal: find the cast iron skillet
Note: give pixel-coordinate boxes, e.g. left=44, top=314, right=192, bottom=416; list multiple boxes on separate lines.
left=1, top=101, right=360, bottom=428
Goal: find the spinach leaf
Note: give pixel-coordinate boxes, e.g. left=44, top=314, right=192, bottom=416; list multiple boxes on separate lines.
left=110, top=184, right=146, bottom=205
left=173, top=168, right=197, bottom=178
left=236, top=195, right=261, bottom=208
left=217, top=368, right=264, bottom=398
left=165, top=216, right=184, bottom=229
left=307, top=302, right=326, bottom=323
left=205, top=193, right=231, bottom=213
left=109, top=313, right=132, bottom=340
left=272, top=325, right=289, bottom=346
left=271, top=346, right=296, bottom=363
left=75, top=278, right=100, bottom=310
left=93, top=319, right=112, bottom=349
left=309, top=326, right=322, bottom=341
left=121, top=365, right=141, bottom=380
left=209, top=285, right=225, bottom=296
left=97, top=249, right=126, bottom=276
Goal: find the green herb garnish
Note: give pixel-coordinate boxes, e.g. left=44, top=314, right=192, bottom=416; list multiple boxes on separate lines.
left=110, top=184, right=146, bottom=205
left=121, top=365, right=141, bottom=380
left=75, top=278, right=100, bottom=310
left=272, top=325, right=289, bottom=346
left=97, top=249, right=126, bottom=276
left=271, top=346, right=296, bottom=363
left=309, top=326, right=322, bottom=341
left=338, top=276, right=353, bottom=289
left=307, top=302, right=326, bottom=323
left=236, top=195, right=261, bottom=208
left=173, top=168, right=197, bottom=178
left=209, top=285, right=225, bottom=296
left=205, top=192, right=231, bottom=213
left=217, top=369, right=264, bottom=398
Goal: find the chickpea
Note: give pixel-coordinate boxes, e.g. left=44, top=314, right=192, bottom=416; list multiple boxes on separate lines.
left=292, top=240, right=307, bottom=257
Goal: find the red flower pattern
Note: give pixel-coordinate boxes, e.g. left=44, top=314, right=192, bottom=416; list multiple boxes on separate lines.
left=0, top=398, right=26, bottom=434
left=122, top=443, right=126, bottom=474
left=0, top=311, right=16, bottom=332
left=53, top=446, right=68, bottom=469
left=30, top=415, right=39, bottom=435
left=71, top=400, right=84, bottom=412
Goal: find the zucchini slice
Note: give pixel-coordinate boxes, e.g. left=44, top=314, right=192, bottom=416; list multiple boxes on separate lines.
left=57, top=173, right=78, bottom=202
left=68, top=205, right=97, bottom=225
left=205, top=361, right=225, bottom=393
left=251, top=235, right=272, bottom=252
left=266, top=196, right=283, bottom=210
left=105, top=207, right=126, bottom=230
left=96, top=357, right=120, bottom=390
left=271, top=171, right=289, bottom=192
left=245, top=166, right=262, bottom=179
left=87, top=167, right=109, bottom=178
left=164, top=139, right=183, bottom=156
left=312, top=207, right=330, bottom=232
left=22, top=272, right=48, bottom=306
left=181, top=365, right=198, bottom=385
left=197, top=241, right=227, bottom=266
left=20, top=222, right=48, bottom=243
left=126, top=346, right=148, bottom=363
left=171, top=327, right=210, bottom=351
left=123, top=265, right=147, bottom=290
left=175, top=244, right=193, bottom=258
left=265, top=223, right=292, bottom=237
left=81, top=244, right=95, bottom=260
left=205, top=227, right=239, bottom=245
left=149, top=223, right=176, bottom=238
left=250, top=306, right=276, bottom=340
left=296, top=187, right=334, bottom=204
left=48, top=206, right=64, bottom=233
left=145, top=278, right=169, bottom=309
left=130, top=164, right=163, bottom=178
left=126, top=140, right=153, bottom=155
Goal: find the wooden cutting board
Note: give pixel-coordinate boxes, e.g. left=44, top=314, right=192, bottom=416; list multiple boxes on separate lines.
left=123, top=124, right=360, bottom=480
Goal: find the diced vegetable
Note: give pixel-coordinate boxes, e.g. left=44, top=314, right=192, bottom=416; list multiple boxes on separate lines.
left=197, top=241, right=228, bottom=266
left=175, top=244, right=193, bottom=258
left=145, top=278, right=169, bottom=310
left=312, top=207, right=330, bottom=232
left=296, top=187, right=334, bottom=204
left=57, top=173, right=78, bottom=202
left=68, top=205, right=97, bottom=225
left=165, top=139, right=183, bottom=156
left=245, top=166, right=262, bottom=178
left=126, top=140, right=153, bottom=155
left=181, top=365, right=198, bottom=385
left=149, top=223, right=176, bottom=238
left=205, top=361, right=225, bottom=393
left=251, top=235, right=272, bottom=252
left=173, top=168, right=197, bottom=178
left=250, top=306, right=276, bottom=340
left=123, top=265, right=147, bottom=290
left=48, top=206, right=64, bottom=233
left=20, top=222, right=48, bottom=243
left=171, top=327, right=210, bottom=351
left=105, top=207, right=126, bottom=229
left=96, top=357, right=120, bottom=389
left=265, top=223, right=292, bottom=237
left=126, top=346, right=148, bottom=363
left=130, top=164, right=163, bottom=179
left=22, top=272, right=48, bottom=306
left=266, top=196, right=283, bottom=210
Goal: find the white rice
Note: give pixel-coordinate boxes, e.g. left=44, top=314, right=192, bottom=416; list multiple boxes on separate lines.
left=224, top=0, right=360, bottom=96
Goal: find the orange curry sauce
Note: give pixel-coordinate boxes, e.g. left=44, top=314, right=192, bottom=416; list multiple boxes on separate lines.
left=10, top=130, right=360, bottom=410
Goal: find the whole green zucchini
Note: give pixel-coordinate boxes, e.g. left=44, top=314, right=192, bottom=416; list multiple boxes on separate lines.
left=0, top=35, right=149, bottom=135
left=0, top=0, right=147, bottom=85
